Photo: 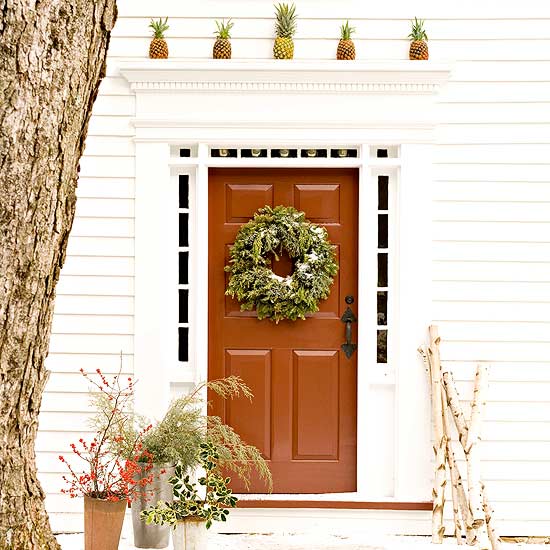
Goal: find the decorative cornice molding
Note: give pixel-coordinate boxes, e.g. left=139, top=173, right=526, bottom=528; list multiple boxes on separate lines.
left=128, top=80, right=441, bottom=94
left=119, top=59, right=451, bottom=95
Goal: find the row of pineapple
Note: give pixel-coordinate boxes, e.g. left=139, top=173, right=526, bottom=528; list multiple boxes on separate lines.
left=148, top=5, right=429, bottom=61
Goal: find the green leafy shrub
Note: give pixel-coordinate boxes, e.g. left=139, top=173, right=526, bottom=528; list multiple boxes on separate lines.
left=141, top=441, right=238, bottom=529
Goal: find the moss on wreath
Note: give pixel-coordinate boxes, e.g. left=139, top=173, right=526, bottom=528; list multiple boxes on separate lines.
left=225, top=205, right=339, bottom=323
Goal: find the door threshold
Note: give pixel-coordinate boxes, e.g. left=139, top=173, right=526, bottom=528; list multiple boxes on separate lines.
left=235, top=494, right=431, bottom=510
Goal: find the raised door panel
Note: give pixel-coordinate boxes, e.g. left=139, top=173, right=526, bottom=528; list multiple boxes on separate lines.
left=294, top=184, right=341, bottom=224
left=225, top=349, right=272, bottom=459
left=292, top=350, right=339, bottom=460
left=225, top=184, right=273, bottom=223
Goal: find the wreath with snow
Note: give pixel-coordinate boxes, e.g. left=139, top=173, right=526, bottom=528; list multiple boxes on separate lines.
left=225, top=205, right=339, bottom=323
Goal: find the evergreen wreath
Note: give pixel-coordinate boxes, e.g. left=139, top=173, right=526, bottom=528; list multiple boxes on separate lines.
left=225, top=205, right=339, bottom=323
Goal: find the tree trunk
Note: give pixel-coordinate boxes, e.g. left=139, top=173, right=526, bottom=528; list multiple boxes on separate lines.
left=0, top=2, right=117, bottom=548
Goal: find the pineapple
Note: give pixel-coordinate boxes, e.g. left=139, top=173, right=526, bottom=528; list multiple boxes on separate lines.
left=273, top=3, right=297, bottom=60
left=213, top=19, right=234, bottom=59
left=149, top=18, right=169, bottom=59
left=337, top=21, right=356, bottom=60
left=408, top=17, right=428, bottom=60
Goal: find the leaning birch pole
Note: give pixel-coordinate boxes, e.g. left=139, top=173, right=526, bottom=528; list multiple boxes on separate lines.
left=482, top=483, right=501, bottom=550
left=427, top=326, right=446, bottom=543
left=441, top=365, right=469, bottom=450
left=441, top=386, right=473, bottom=545
left=465, top=364, right=489, bottom=529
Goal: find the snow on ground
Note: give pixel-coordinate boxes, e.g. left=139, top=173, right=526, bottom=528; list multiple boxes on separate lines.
left=56, top=532, right=548, bottom=550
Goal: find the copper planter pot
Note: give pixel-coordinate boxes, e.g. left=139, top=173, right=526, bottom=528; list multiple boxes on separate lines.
left=84, top=495, right=126, bottom=550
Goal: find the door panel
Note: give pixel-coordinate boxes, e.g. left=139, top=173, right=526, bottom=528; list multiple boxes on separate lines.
left=208, top=168, right=358, bottom=493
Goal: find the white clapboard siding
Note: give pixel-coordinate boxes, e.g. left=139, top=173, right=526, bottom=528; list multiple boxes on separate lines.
left=40, top=0, right=550, bottom=536
left=71, top=218, right=134, bottom=238
left=433, top=181, right=550, bottom=203
left=433, top=260, right=550, bottom=283
left=77, top=177, right=135, bottom=199
left=45, top=353, right=134, bottom=373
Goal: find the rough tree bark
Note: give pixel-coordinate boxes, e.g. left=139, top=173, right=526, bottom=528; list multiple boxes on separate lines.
left=0, top=1, right=117, bottom=548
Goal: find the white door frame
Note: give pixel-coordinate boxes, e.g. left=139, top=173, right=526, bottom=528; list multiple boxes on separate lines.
left=122, top=59, right=450, bottom=504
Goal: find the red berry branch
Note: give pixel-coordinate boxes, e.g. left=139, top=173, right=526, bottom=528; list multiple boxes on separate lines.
left=59, top=361, right=154, bottom=503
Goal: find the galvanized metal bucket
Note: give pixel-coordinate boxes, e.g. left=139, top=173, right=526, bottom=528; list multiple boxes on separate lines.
left=131, top=463, right=176, bottom=549
left=172, top=518, right=207, bottom=550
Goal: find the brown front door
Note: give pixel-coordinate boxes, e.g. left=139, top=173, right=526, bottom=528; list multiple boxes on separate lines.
left=208, top=168, right=358, bottom=493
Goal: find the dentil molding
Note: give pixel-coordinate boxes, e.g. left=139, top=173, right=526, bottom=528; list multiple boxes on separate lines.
left=119, top=59, right=451, bottom=95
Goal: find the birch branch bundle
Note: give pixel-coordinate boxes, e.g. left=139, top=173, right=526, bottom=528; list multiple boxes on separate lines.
left=421, top=326, right=500, bottom=550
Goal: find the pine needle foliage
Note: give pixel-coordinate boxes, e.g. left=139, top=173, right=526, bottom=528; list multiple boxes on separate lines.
left=92, top=375, right=272, bottom=491
left=225, top=205, right=339, bottom=323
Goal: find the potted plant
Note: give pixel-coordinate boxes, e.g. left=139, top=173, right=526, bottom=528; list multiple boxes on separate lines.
left=141, top=441, right=238, bottom=550
left=98, top=376, right=271, bottom=548
left=59, top=366, right=154, bottom=550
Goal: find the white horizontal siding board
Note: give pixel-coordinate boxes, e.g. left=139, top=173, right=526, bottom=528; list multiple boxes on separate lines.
left=65, top=236, right=134, bottom=257
left=53, top=295, right=133, bottom=315
left=433, top=260, right=550, bottom=283
left=75, top=198, right=134, bottom=218
left=434, top=202, right=550, bottom=222
left=438, top=102, right=550, bottom=124
left=433, top=241, right=550, bottom=262
left=51, top=314, right=134, bottom=335
left=433, top=281, right=550, bottom=302
left=56, top=275, right=134, bottom=296
left=437, top=322, right=550, bottom=344
left=44, top=371, right=131, bottom=393
left=83, top=137, right=135, bottom=157
left=433, top=301, right=550, bottom=323
left=41, top=392, right=95, bottom=413
left=45, top=353, right=134, bottom=373
left=451, top=380, right=550, bottom=403
left=455, top=460, right=550, bottom=482
left=79, top=156, right=135, bottom=178
left=443, top=481, right=550, bottom=502
left=463, top=401, right=550, bottom=423
left=435, top=164, right=550, bottom=182
left=87, top=115, right=134, bottom=137
left=77, top=177, right=135, bottom=199
left=37, top=431, right=93, bottom=452
left=433, top=222, right=550, bottom=243
left=39, top=412, right=93, bottom=433
left=90, top=94, right=135, bottom=116
left=61, top=256, right=134, bottom=277
left=48, top=334, right=134, bottom=354
left=478, top=423, right=550, bottom=443
left=450, top=61, right=550, bottom=82
left=433, top=181, right=550, bottom=202
left=442, top=82, right=550, bottom=103
left=435, top=144, right=550, bottom=164
left=71, top=218, right=134, bottom=238
left=438, top=340, right=550, bottom=362
left=440, top=361, right=550, bottom=383
left=450, top=441, right=550, bottom=462
left=437, top=123, right=550, bottom=144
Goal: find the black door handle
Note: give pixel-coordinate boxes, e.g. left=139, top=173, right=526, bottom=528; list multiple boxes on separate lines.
left=341, top=295, right=357, bottom=359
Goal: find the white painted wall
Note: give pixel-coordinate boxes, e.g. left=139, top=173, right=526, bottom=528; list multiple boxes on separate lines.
left=40, top=0, right=550, bottom=535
